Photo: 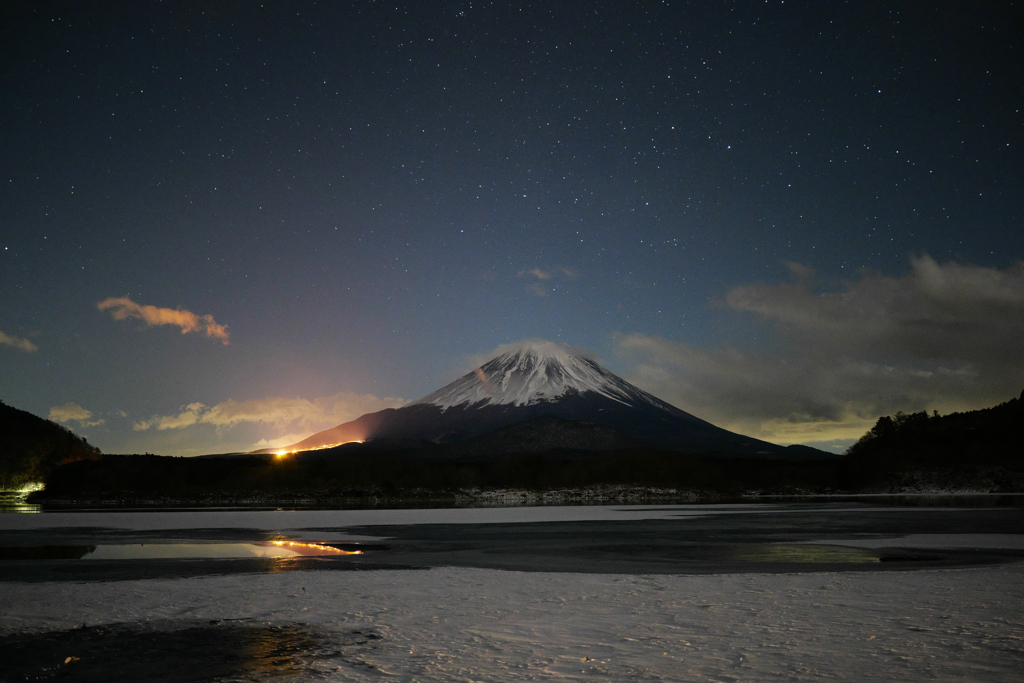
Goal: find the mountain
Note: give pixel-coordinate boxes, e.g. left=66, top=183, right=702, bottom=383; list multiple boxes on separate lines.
left=273, top=340, right=823, bottom=458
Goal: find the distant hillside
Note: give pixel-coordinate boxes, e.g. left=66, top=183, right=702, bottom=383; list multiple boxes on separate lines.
left=839, top=390, right=1024, bottom=491
left=0, top=400, right=100, bottom=489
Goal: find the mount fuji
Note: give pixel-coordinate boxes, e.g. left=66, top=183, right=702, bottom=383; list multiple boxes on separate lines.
left=274, top=340, right=823, bottom=459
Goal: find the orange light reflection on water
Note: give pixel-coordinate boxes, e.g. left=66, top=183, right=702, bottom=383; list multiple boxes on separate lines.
left=263, top=540, right=363, bottom=556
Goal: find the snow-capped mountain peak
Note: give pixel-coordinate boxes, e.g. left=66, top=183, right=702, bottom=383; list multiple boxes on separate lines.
left=410, top=340, right=668, bottom=410
left=273, top=338, right=805, bottom=457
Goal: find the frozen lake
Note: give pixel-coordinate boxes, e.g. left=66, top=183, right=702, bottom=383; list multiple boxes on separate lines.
left=2, top=501, right=1023, bottom=681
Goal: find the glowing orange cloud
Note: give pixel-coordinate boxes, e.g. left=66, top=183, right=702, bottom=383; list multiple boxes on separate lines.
left=131, top=394, right=407, bottom=443
left=0, top=330, right=37, bottom=353
left=97, top=297, right=229, bottom=344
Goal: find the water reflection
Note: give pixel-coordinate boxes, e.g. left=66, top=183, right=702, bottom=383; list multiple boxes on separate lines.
left=727, top=544, right=880, bottom=563
left=0, top=621, right=358, bottom=682
left=0, top=503, right=42, bottom=513
left=264, top=539, right=364, bottom=557
left=0, top=541, right=365, bottom=561
left=0, top=545, right=96, bottom=560
left=0, top=492, right=41, bottom=514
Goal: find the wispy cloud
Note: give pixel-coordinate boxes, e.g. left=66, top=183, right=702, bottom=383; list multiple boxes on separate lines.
left=48, top=402, right=105, bottom=427
left=781, top=260, right=815, bottom=280
left=517, top=266, right=578, bottom=296
left=619, top=256, right=1024, bottom=446
left=133, top=402, right=206, bottom=431
left=97, top=297, right=230, bottom=344
left=0, top=330, right=37, bottom=353
left=250, top=433, right=315, bottom=450
left=133, top=393, right=407, bottom=433
left=522, top=267, right=553, bottom=280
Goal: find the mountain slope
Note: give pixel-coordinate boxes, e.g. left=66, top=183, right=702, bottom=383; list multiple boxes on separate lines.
left=0, top=400, right=100, bottom=488
left=276, top=341, right=814, bottom=458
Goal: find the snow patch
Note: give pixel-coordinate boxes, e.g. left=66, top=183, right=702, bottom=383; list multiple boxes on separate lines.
left=412, top=340, right=670, bottom=410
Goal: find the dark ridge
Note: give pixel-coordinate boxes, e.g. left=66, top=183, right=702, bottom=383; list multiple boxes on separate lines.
left=0, top=399, right=100, bottom=489
left=839, top=389, right=1024, bottom=489
left=34, top=447, right=843, bottom=502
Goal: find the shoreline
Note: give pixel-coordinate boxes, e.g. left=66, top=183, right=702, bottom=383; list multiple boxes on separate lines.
left=15, top=486, right=1024, bottom=511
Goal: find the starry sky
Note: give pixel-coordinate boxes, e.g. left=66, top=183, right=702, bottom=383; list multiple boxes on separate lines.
left=3, top=1, right=1022, bottom=456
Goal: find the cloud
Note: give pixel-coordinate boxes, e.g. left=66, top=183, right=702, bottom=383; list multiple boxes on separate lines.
left=250, top=433, right=315, bottom=450
left=618, top=256, right=1024, bottom=446
left=518, top=266, right=578, bottom=281
left=0, top=330, right=37, bottom=353
left=48, top=402, right=105, bottom=427
left=133, top=402, right=206, bottom=430
left=618, top=333, right=977, bottom=444
left=517, top=266, right=578, bottom=296
left=526, top=283, right=547, bottom=297
left=724, top=255, right=1024, bottom=367
left=781, top=260, right=815, bottom=280
left=200, top=393, right=408, bottom=428
left=133, top=393, right=407, bottom=432
left=97, top=297, right=230, bottom=344
left=521, top=267, right=553, bottom=280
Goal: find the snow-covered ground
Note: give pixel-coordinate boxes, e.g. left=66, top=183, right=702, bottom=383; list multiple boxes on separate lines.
left=3, top=505, right=1023, bottom=681
left=2, top=564, right=1022, bottom=681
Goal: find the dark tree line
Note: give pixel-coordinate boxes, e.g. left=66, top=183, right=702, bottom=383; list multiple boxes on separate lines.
left=839, top=390, right=1024, bottom=488
left=0, top=400, right=100, bottom=490
left=38, top=448, right=840, bottom=500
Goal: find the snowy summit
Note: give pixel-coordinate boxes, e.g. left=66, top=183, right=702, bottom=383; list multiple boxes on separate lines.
left=410, top=340, right=669, bottom=410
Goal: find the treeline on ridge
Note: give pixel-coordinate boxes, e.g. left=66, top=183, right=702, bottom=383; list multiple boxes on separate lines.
left=838, top=390, right=1023, bottom=489
left=0, top=400, right=100, bottom=490
left=40, top=448, right=840, bottom=499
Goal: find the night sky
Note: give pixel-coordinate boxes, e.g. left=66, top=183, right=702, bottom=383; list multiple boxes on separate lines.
left=3, top=1, right=1022, bottom=456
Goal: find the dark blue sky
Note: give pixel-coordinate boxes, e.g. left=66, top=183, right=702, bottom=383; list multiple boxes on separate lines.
left=3, top=1, right=1022, bottom=455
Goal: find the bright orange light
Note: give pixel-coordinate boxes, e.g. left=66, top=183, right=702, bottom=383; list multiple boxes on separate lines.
left=302, top=440, right=362, bottom=451
left=273, top=440, right=362, bottom=459
left=265, top=540, right=363, bottom=556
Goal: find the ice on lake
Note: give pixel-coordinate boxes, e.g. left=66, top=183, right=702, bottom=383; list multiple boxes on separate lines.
left=2, top=503, right=1022, bottom=681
